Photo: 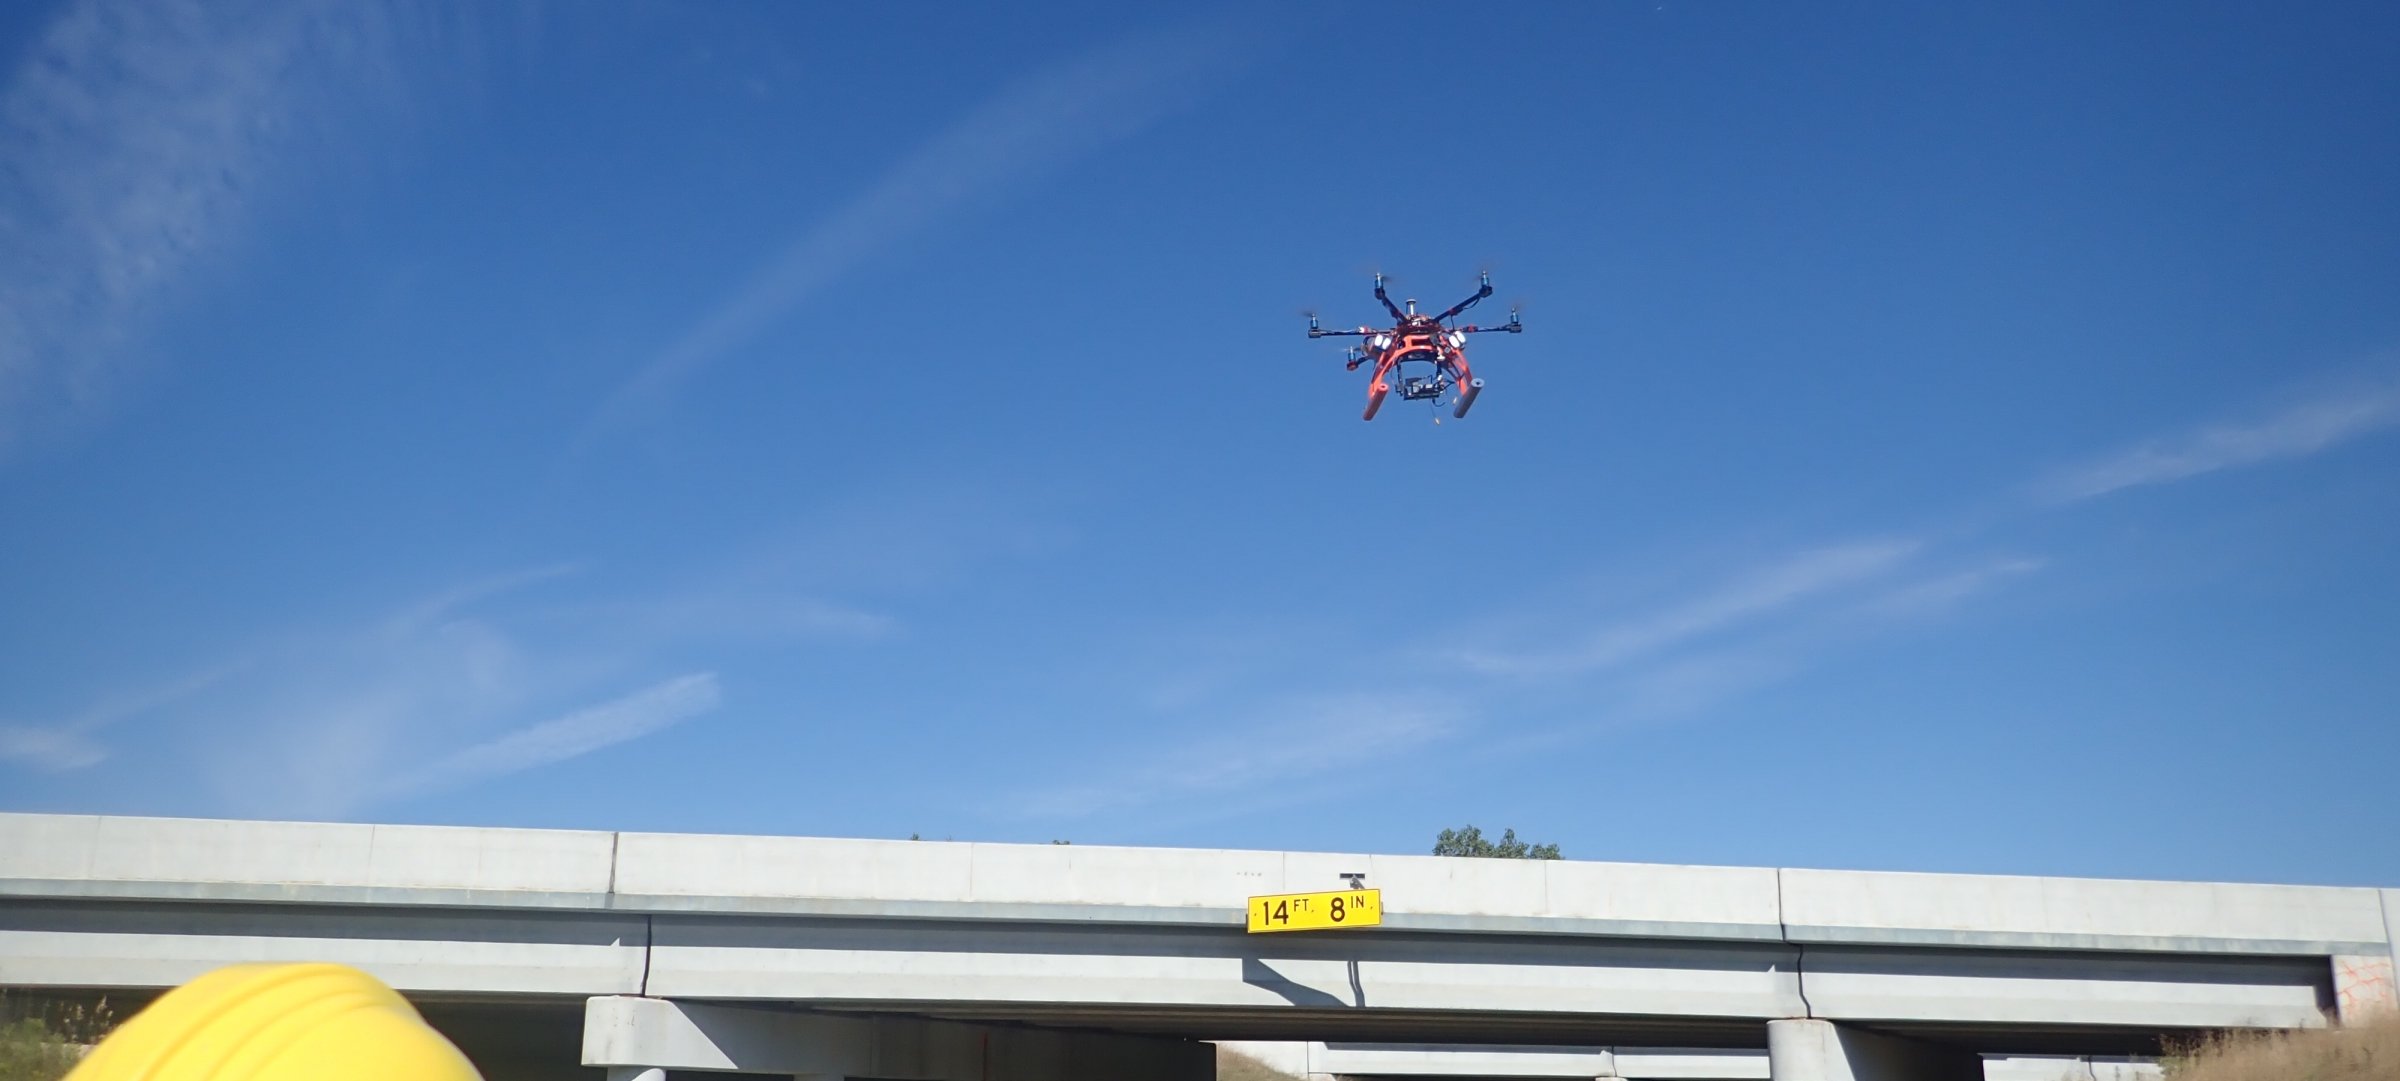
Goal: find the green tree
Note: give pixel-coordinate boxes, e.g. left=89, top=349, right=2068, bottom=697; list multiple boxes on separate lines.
left=1432, top=825, right=1560, bottom=859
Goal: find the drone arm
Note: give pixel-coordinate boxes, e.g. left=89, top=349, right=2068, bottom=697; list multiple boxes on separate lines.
left=1460, top=300, right=1524, bottom=333
left=1307, top=327, right=1372, bottom=338
left=1435, top=280, right=1495, bottom=322
left=1372, top=277, right=1405, bottom=320
left=1433, top=272, right=1497, bottom=322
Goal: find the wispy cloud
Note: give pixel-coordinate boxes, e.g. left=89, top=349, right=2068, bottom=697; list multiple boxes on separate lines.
left=1000, top=539, right=1956, bottom=825
left=181, top=561, right=875, bottom=818
left=1622, top=555, right=2045, bottom=710
left=1609, top=649, right=1805, bottom=724
left=189, top=572, right=589, bottom=817
left=382, top=672, right=720, bottom=798
left=2035, top=376, right=2400, bottom=502
left=0, top=565, right=748, bottom=816
left=1454, top=553, right=2049, bottom=765
left=549, top=593, right=897, bottom=644
left=0, top=727, right=107, bottom=773
left=0, top=0, right=416, bottom=458
left=4, top=479, right=1052, bottom=816
left=0, top=664, right=241, bottom=772
left=511, top=481, right=1055, bottom=644
left=1010, top=692, right=1463, bottom=820
left=1453, top=539, right=1922, bottom=677
left=386, top=561, right=587, bottom=627
left=1014, top=365, right=2400, bottom=822
left=581, top=17, right=1260, bottom=439
left=1860, top=557, right=2045, bottom=619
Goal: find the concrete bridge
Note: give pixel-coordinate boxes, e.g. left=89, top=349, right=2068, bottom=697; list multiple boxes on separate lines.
left=2, top=813, right=2394, bottom=1080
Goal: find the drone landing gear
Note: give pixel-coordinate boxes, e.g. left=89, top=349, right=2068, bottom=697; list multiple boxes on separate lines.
left=1452, top=377, right=1484, bottom=419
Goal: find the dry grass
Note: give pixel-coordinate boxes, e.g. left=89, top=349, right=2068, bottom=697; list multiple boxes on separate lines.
left=2164, top=1012, right=2400, bottom=1081
left=1219, top=1047, right=1305, bottom=1081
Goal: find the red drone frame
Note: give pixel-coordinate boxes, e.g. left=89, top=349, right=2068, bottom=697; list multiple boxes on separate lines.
left=1308, top=271, right=1522, bottom=420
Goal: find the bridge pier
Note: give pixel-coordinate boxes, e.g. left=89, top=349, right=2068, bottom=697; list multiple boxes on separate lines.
left=1765, top=1020, right=1979, bottom=1081
left=582, top=995, right=1213, bottom=1081
left=2334, top=953, right=2398, bottom=1021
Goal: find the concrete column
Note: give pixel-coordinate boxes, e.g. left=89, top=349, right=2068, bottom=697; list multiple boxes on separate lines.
left=1614, top=1048, right=1771, bottom=1079
left=1982, top=1058, right=2162, bottom=1081
left=1301, top=1043, right=1621, bottom=1079
left=1765, top=1020, right=1979, bottom=1081
left=2084, top=1059, right=2165, bottom=1081
left=2333, top=954, right=2398, bottom=1022
left=1213, top=1040, right=1316, bottom=1077
left=1981, top=1056, right=2093, bottom=1081
left=583, top=996, right=1212, bottom=1081
left=2352, top=888, right=2400, bottom=1023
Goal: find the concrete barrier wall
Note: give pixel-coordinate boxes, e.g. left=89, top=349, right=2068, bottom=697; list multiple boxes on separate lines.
left=0, top=814, right=616, bottom=907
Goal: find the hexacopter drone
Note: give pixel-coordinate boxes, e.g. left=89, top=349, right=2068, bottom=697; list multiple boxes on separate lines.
left=1307, top=271, right=1522, bottom=420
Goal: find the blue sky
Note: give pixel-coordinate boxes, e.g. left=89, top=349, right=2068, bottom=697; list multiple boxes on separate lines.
left=2, top=1, right=2397, bottom=887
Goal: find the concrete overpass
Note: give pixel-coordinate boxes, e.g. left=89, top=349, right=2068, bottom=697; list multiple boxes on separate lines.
left=1, top=813, right=2394, bottom=1080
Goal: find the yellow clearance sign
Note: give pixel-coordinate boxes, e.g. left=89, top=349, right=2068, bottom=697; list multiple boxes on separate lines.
left=1246, top=888, right=1382, bottom=933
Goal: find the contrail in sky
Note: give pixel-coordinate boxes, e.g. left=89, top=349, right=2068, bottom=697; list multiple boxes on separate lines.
left=582, top=17, right=1264, bottom=443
